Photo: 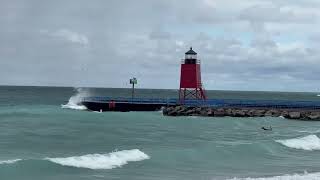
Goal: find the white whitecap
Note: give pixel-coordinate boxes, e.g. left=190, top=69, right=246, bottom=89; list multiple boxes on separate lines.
left=61, top=103, right=87, bottom=110
left=93, top=110, right=103, bottom=113
left=298, top=129, right=320, bottom=134
left=61, top=88, right=89, bottom=110
left=45, top=149, right=150, bottom=170
left=0, top=159, right=22, bottom=164
left=228, top=171, right=320, bottom=180
left=276, top=135, right=320, bottom=151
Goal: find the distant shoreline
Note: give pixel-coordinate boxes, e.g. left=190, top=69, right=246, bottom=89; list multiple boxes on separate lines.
left=0, top=85, right=319, bottom=93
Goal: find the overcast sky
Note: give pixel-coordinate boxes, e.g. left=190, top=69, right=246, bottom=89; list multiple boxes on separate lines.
left=1, top=0, right=320, bottom=91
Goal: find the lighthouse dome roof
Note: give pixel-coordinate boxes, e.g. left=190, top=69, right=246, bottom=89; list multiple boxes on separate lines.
left=185, top=47, right=197, bottom=55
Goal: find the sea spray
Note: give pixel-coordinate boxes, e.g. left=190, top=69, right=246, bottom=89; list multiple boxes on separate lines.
left=61, top=88, right=90, bottom=110
left=276, top=135, right=320, bottom=151
left=45, top=149, right=150, bottom=170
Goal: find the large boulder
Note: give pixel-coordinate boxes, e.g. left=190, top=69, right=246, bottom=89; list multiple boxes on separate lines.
left=214, top=108, right=226, bottom=117
left=264, top=110, right=272, bottom=116
left=162, top=107, right=168, bottom=115
left=167, top=110, right=177, bottom=116
left=166, top=106, right=183, bottom=116
left=288, top=111, right=301, bottom=119
left=233, top=109, right=246, bottom=117
left=265, top=109, right=281, bottom=117
left=184, top=108, right=196, bottom=116
left=176, top=106, right=187, bottom=115
left=194, top=107, right=202, bottom=114
left=246, top=110, right=255, bottom=117
left=281, top=111, right=289, bottom=117
left=225, top=108, right=233, bottom=116
left=271, top=110, right=281, bottom=117
left=253, top=110, right=266, bottom=117
left=307, top=112, right=320, bottom=120
left=162, top=106, right=174, bottom=115
left=200, top=109, right=209, bottom=116
left=206, top=108, right=214, bottom=116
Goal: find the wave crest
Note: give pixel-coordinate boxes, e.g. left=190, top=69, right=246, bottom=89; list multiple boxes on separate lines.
left=45, top=149, right=150, bottom=170
left=0, top=159, right=22, bottom=164
left=229, top=171, right=320, bottom=180
left=276, top=135, right=320, bottom=151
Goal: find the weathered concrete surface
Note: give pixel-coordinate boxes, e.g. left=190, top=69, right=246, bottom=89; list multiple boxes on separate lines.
left=162, top=106, right=320, bottom=121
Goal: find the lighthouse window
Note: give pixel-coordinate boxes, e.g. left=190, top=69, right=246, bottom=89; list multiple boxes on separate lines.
left=186, top=54, right=197, bottom=59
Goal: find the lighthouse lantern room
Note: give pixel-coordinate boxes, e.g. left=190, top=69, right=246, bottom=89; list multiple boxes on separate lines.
left=179, top=47, right=207, bottom=103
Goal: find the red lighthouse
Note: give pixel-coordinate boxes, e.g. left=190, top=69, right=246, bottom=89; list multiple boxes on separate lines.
left=179, top=47, right=207, bottom=102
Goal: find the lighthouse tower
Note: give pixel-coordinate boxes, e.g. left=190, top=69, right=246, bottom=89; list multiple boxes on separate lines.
left=179, top=47, right=207, bottom=103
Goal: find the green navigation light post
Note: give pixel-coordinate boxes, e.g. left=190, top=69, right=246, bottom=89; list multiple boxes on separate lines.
left=130, top=77, right=137, bottom=100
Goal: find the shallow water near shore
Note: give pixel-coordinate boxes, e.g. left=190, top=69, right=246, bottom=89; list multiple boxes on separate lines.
left=1, top=86, right=320, bottom=180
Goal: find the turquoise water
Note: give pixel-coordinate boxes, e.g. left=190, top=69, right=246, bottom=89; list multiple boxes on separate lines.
left=1, top=86, right=320, bottom=180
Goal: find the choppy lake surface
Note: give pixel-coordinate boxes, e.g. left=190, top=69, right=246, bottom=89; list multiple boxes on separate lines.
left=1, top=86, right=320, bottom=180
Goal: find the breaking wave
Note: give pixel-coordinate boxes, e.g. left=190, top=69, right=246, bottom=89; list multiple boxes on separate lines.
left=228, top=171, right=320, bottom=180
left=61, top=88, right=89, bottom=110
left=276, top=135, right=320, bottom=151
left=0, top=159, right=22, bottom=164
left=45, top=149, right=150, bottom=170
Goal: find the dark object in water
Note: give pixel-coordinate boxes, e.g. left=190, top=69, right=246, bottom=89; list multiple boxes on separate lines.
left=261, top=126, right=272, bottom=131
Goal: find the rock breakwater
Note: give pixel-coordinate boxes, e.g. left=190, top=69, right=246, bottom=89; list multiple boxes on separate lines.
left=162, top=106, right=320, bottom=120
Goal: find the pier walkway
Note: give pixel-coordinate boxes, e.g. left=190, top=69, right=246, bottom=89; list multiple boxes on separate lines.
left=82, top=97, right=320, bottom=110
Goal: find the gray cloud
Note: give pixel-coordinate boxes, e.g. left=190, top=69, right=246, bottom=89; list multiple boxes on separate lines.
left=239, top=4, right=317, bottom=24
left=46, top=29, right=89, bottom=46
left=0, top=0, right=320, bottom=91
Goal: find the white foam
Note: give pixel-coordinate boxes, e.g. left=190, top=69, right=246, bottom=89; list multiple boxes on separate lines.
left=61, top=103, right=87, bottom=110
left=276, top=135, right=320, bottom=151
left=317, top=94, right=320, bottom=97
left=61, top=88, right=89, bottom=110
left=45, top=149, right=150, bottom=170
left=298, top=129, right=320, bottom=134
left=0, top=159, right=22, bottom=164
left=228, top=171, right=320, bottom=180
